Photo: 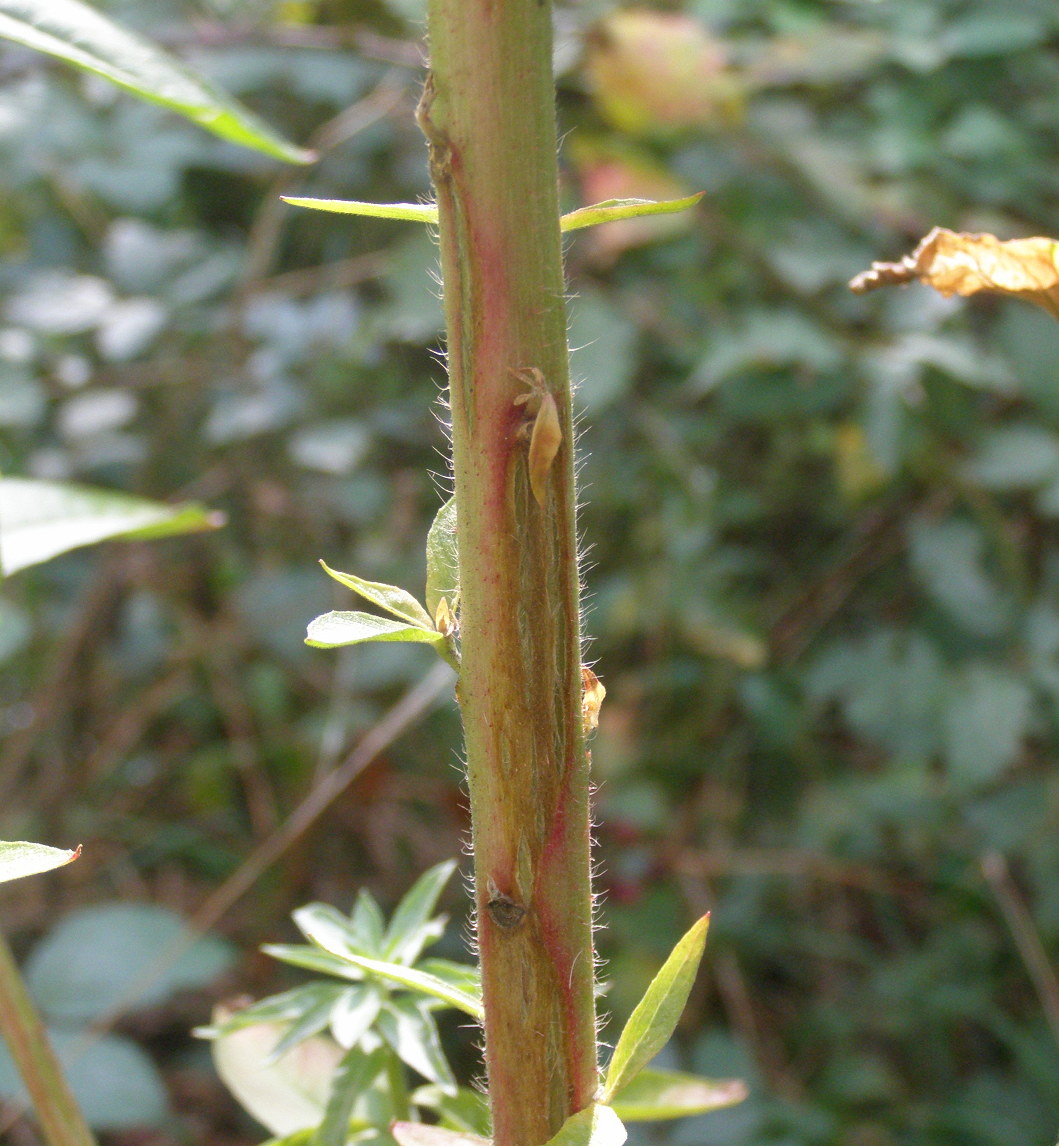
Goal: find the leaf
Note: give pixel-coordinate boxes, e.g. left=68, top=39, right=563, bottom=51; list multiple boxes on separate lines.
left=0, top=0, right=313, bottom=163
left=392, top=1125, right=490, bottom=1146
left=283, top=198, right=440, bottom=223
left=261, top=944, right=366, bottom=982
left=309, top=949, right=483, bottom=1020
left=202, top=984, right=352, bottom=1039
left=608, top=1068, right=747, bottom=1121
left=384, top=859, right=458, bottom=965
left=559, top=194, right=704, bottom=232
left=314, top=1046, right=387, bottom=1146
left=294, top=902, right=371, bottom=958
left=267, top=985, right=350, bottom=1061
left=542, top=1104, right=626, bottom=1146
left=349, top=889, right=388, bottom=952
left=25, top=902, right=235, bottom=1024
left=329, top=984, right=385, bottom=1049
left=0, top=840, right=80, bottom=884
left=377, top=997, right=457, bottom=1094
left=0, top=1027, right=168, bottom=1131
left=600, top=914, right=710, bottom=1102
left=319, top=561, right=435, bottom=629
left=281, top=195, right=703, bottom=236
left=425, top=498, right=459, bottom=619
left=306, top=611, right=453, bottom=665
left=209, top=1004, right=341, bottom=1136
left=0, top=477, right=222, bottom=575
left=850, top=227, right=1059, bottom=320
left=410, top=1085, right=491, bottom=1137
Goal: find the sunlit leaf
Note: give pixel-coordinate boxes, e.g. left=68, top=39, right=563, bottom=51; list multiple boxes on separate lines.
left=851, top=227, right=1059, bottom=320
left=283, top=198, right=439, bottom=223
left=542, top=1104, right=626, bottom=1146
left=608, top=1068, right=747, bottom=1121
left=319, top=561, right=435, bottom=629
left=306, top=611, right=455, bottom=667
left=384, top=859, right=457, bottom=965
left=0, top=0, right=313, bottom=162
left=0, top=477, right=222, bottom=576
left=209, top=1004, right=341, bottom=1136
left=378, top=997, right=457, bottom=1094
left=560, top=194, right=703, bottom=232
left=601, top=915, right=710, bottom=1102
left=0, top=841, right=80, bottom=884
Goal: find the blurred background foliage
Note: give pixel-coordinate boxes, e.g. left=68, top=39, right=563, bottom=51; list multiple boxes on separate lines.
left=2, top=0, right=1059, bottom=1143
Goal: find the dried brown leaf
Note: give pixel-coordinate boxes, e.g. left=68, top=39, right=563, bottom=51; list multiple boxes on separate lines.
left=850, top=227, right=1059, bottom=320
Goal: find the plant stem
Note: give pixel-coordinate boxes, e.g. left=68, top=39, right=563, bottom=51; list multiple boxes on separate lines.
left=417, top=5, right=598, bottom=1144
left=0, top=929, right=97, bottom=1146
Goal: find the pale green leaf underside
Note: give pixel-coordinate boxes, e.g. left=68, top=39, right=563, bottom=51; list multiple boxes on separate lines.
left=306, top=611, right=442, bottom=649
left=542, top=1104, right=626, bottom=1146
left=0, top=477, right=222, bottom=575
left=392, top=1124, right=490, bottom=1146
left=601, top=914, right=710, bottom=1102
left=0, top=840, right=80, bottom=884
left=425, top=497, right=459, bottom=619
left=319, top=560, right=435, bottom=629
left=609, top=1068, right=747, bottom=1121
left=310, top=947, right=483, bottom=1021
left=283, top=194, right=704, bottom=232
left=0, top=0, right=313, bottom=163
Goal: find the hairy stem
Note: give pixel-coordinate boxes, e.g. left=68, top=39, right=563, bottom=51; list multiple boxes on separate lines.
left=418, top=4, right=598, bottom=1144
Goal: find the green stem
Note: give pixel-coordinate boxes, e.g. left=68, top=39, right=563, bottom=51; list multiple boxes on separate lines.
left=0, top=929, right=97, bottom=1146
left=418, top=4, right=598, bottom=1145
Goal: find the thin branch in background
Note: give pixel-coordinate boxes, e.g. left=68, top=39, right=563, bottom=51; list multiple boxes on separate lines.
left=980, top=850, right=1059, bottom=1051
left=236, top=74, right=411, bottom=301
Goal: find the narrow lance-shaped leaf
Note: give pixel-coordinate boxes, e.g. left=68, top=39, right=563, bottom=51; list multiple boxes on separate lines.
left=384, top=859, right=457, bottom=965
left=850, top=227, right=1059, bottom=321
left=608, top=1067, right=747, bottom=1122
left=601, top=914, right=710, bottom=1102
left=319, top=561, right=435, bottom=629
left=377, top=997, right=457, bottom=1095
left=0, top=841, right=81, bottom=884
left=314, top=1045, right=387, bottom=1146
left=559, top=194, right=704, bottom=233
left=0, top=477, right=222, bottom=576
left=0, top=0, right=313, bottom=163
left=307, top=950, right=482, bottom=1021
left=541, top=1104, right=626, bottom=1146
left=281, top=195, right=702, bottom=234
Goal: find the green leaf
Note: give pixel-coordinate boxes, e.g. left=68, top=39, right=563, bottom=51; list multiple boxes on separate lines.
left=329, top=984, right=385, bottom=1049
left=294, top=902, right=371, bottom=958
left=425, top=497, right=460, bottom=619
left=267, top=985, right=350, bottom=1061
left=0, top=0, right=313, bottom=163
left=608, top=1068, right=747, bottom=1121
left=600, top=914, right=710, bottom=1103
left=411, top=1085, right=491, bottom=1137
left=280, top=194, right=704, bottom=235
left=202, top=984, right=354, bottom=1039
left=306, top=611, right=452, bottom=663
left=378, top=997, right=457, bottom=1094
left=542, top=1104, right=626, bottom=1146
left=349, top=889, right=388, bottom=953
left=312, top=950, right=483, bottom=1021
left=392, top=1125, right=490, bottom=1146
left=261, top=944, right=366, bottom=982
left=0, top=840, right=80, bottom=884
left=314, top=1045, right=387, bottom=1146
left=319, top=561, right=435, bottom=629
left=384, top=859, right=457, bottom=964
left=560, top=194, right=704, bottom=233
left=0, top=477, right=222, bottom=575
left=283, top=198, right=440, bottom=223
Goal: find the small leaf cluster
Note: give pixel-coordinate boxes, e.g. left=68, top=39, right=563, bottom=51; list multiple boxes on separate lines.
left=205, top=861, right=486, bottom=1146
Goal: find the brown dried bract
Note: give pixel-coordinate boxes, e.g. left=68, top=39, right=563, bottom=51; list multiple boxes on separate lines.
left=850, top=227, right=1059, bottom=320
